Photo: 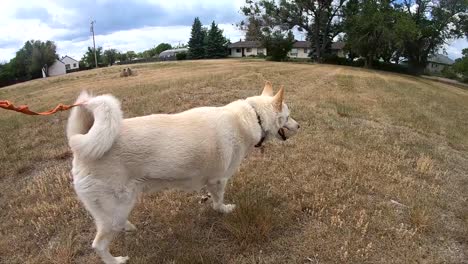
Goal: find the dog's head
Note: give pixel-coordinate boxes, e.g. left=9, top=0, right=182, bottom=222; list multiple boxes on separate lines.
left=249, top=81, right=300, bottom=142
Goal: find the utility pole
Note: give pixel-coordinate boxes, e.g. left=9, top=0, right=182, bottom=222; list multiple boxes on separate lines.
left=90, top=20, right=98, bottom=68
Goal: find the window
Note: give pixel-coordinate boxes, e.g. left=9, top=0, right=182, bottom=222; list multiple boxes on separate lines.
left=290, top=48, right=298, bottom=57
left=73, top=63, right=77, bottom=68
left=258, top=48, right=265, bottom=55
left=246, top=48, right=252, bottom=52
left=304, top=48, right=308, bottom=53
left=65, top=64, right=71, bottom=70
left=236, top=48, right=241, bottom=53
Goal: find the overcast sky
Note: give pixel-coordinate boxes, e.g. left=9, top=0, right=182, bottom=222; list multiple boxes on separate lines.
left=0, top=0, right=466, bottom=62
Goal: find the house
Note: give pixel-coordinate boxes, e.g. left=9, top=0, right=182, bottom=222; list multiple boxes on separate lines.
left=227, top=41, right=266, bottom=57
left=331, top=42, right=346, bottom=58
left=288, top=41, right=310, bottom=59
left=425, top=54, right=454, bottom=74
left=61, top=56, right=80, bottom=71
left=159, top=48, right=188, bottom=61
left=43, top=55, right=80, bottom=78
left=227, top=40, right=346, bottom=58
left=47, top=59, right=66, bottom=77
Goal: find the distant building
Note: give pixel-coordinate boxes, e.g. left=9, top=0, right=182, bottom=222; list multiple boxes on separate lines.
left=228, top=41, right=265, bottom=57
left=43, top=55, right=80, bottom=77
left=47, top=59, right=66, bottom=77
left=61, top=56, right=80, bottom=71
left=425, top=54, right=454, bottom=74
left=227, top=40, right=346, bottom=58
left=159, top=48, right=189, bottom=61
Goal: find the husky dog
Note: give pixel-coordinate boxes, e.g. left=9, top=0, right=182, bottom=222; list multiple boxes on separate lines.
left=67, top=82, right=300, bottom=264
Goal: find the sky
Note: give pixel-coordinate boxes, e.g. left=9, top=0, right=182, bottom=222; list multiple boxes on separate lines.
left=0, top=0, right=466, bottom=62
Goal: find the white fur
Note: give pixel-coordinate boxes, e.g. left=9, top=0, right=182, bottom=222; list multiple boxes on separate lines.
left=67, top=87, right=299, bottom=264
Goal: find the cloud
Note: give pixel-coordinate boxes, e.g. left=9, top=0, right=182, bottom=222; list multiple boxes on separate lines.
left=442, top=38, right=467, bottom=60
left=15, top=7, right=52, bottom=22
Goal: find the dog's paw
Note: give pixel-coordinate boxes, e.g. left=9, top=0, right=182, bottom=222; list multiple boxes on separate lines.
left=114, top=256, right=129, bottom=264
left=219, top=204, right=236, bottom=213
left=124, top=221, right=137, bottom=232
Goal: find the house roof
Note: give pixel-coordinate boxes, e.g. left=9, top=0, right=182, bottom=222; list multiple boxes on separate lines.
left=61, top=55, right=79, bottom=63
left=428, top=54, right=454, bottom=65
left=331, top=41, right=345, bottom=50
left=228, top=41, right=261, bottom=48
left=292, top=41, right=309, bottom=48
left=159, top=48, right=188, bottom=57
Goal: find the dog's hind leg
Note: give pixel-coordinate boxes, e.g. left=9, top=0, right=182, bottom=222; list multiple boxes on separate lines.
left=76, top=183, right=137, bottom=264
left=207, top=178, right=236, bottom=213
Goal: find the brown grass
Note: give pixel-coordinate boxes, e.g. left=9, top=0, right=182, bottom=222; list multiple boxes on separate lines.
left=0, top=59, right=467, bottom=263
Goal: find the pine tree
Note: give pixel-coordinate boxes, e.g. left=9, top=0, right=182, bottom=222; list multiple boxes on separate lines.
left=205, top=21, right=228, bottom=58
left=188, top=17, right=206, bottom=59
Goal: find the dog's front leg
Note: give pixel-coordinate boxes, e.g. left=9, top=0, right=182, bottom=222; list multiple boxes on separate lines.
left=207, top=178, right=236, bottom=213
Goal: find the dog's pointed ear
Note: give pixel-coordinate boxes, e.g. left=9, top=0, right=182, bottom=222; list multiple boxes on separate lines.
left=261, top=81, right=274, bottom=96
left=272, top=86, right=284, bottom=111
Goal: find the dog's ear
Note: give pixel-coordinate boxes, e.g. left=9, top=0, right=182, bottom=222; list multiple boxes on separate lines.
left=272, top=86, right=284, bottom=111
left=261, top=81, right=274, bottom=96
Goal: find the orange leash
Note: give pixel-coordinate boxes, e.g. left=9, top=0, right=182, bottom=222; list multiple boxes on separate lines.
left=0, top=100, right=83, bottom=115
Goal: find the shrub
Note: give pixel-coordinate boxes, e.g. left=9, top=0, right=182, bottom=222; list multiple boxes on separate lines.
left=176, top=52, right=187, bottom=60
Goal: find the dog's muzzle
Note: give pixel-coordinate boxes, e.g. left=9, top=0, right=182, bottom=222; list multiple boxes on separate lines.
left=278, top=127, right=287, bottom=141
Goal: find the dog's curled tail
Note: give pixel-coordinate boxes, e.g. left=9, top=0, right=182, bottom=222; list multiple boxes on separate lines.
left=66, top=91, right=123, bottom=160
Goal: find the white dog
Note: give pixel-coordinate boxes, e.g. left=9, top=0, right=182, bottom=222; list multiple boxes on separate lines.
left=67, top=82, right=300, bottom=264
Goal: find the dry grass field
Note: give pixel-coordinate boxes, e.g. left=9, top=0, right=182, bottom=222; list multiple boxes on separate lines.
left=0, top=59, right=467, bottom=264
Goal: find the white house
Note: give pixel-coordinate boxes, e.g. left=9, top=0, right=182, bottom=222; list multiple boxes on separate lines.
left=43, top=55, right=80, bottom=78
left=61, top=56, right=80, bottom=71
left=228, top=41, right=266, bottom=57
left=228, top=40, right=346, bottom=59
left=425, top=54, right=454, bottom=74
left=47, top=59, right=66, bottom=77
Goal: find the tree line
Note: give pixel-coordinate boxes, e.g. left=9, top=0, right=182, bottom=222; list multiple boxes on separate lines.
left=240, top=0, right=468, bottom=74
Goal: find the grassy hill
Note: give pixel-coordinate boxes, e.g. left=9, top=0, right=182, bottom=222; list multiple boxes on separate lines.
left=0, top=59, right=467, bottom=263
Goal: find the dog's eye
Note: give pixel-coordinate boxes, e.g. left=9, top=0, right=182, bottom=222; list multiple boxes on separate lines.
left=286, top=116, right=289, bottom=121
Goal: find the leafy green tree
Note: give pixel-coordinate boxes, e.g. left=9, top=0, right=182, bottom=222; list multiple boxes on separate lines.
left=453, top=48, right=468, bottom=82
left=205, top=21, right=228, bottom=58
left=103, top=49, right=118, bottom=65
left=188, top=17, right=206, bottom=59
left=343, top=0, right=397, bottom=68
left=14, top=40, right=58, bottom=79
left=155, top=43, right=172, bottom=55
left=241, top=0, right=347, bottom=62
left=126, top=51, right=137, bottom=60
left=395, top=0, right=468, bottom=74
left=264, top=30, right=294, bottom=61
left=81, top=47, right=103, bottom=67
left=118, top=52, right=128, bottom=62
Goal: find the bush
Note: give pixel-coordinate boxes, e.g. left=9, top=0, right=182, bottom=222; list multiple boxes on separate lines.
left=176, top=52, right=187, bottom=60
left=441, top=67, right=458, bottom=80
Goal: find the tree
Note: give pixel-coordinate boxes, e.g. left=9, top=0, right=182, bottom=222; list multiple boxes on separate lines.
left=241, top=0, right=347, bottom=62
left=188, top=17, right=206, bottom=59
left=81, top=47, right=103, bottom=67
left=263, top=30, right=294, bottom=61
left=14, top=40, right=58, bottom=79
left=395, top=0, right=468, bottom=74
left=453, top=48, right=468, bottom=82
left=205, top=21, right=229, bottom=58
left=126, top=51, right=137, bottom=60
left=103, top=49, right=118, bottom=65
left=343, top=0, right=397, bottom=68
left=239, top=15, right=264, bottom=41
left=154, top=43, right=172, bottom=55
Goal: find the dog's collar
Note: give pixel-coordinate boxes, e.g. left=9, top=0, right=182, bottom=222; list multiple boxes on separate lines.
left=248, top=104, right=266, bottom=148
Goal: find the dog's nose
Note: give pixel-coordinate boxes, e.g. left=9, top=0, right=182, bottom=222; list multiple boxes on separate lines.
left=297, top=124, right=301, bottom=129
